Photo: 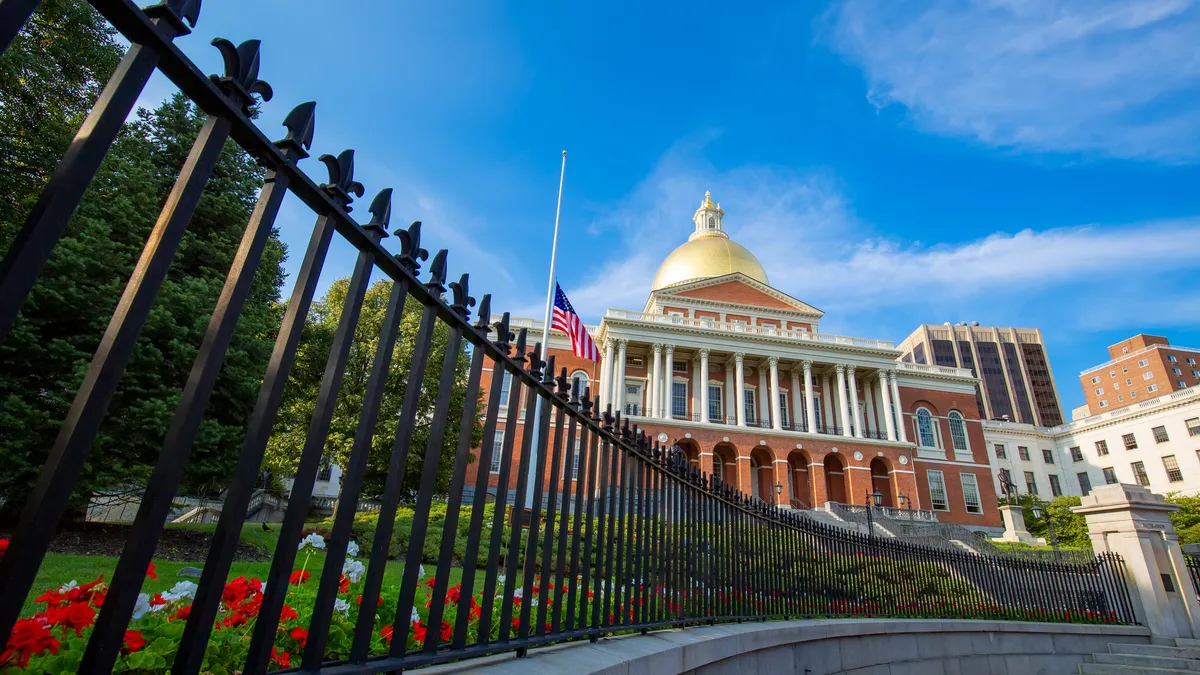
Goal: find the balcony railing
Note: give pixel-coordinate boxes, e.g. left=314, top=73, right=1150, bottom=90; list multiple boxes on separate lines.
left=603, top=309, right=896, bottom=350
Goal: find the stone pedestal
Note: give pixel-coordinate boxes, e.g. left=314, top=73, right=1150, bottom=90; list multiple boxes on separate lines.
left=994, top=504, right=1044, bottom=545
left=1072, top=483, right=1200, bottom=638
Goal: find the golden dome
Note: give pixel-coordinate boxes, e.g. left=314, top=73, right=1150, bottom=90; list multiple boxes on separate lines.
left=651, top=235, right=769, bottom=290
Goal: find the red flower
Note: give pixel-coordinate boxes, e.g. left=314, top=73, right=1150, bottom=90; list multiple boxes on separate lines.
left=270, top=647, right=290, bottom=667
left=289, top=570, right=311, bottom=585
left=146, top=562, right=157, bottom=580
left=339, top=575, right=350, bottom=593
left=290, top=627, right=308, bottom=648
left=444, top=584, right=462, bottom=606
left=440, top=621, right=453, bottom=642
left=0, top=539, right=8, bottom=559
left=1, top=617, right=61, bottom=668
left=511, top=617, right=521, bottom=632
left=422, top=576, right=437, bottom=589
left=280, top=605, right=299, bottom=622
left=149, top=593, right=167, bottom=607
left=169, top=606, right=191, bottom=622
left=47, top=602, right=97, bottom=636
left=123, top=630, right=146, bottom=653
left=380, top=625, right=394, bottom=642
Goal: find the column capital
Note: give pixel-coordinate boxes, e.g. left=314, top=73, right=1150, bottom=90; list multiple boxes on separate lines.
left=846, top=364, right=856, bottom=376
left=651, top=342, right=662, bottom=353
left=834, top=363, right=846, bottom=374
left=663, top=342, right=675, bottom=352
left=602, top=337, right=613, bottom=350
left=768, top=355, right=779, bottom=367
left=886, top=368, right=898, bottom=381
left=615, top=337, right=628, bottom=348
left=734, top=352, right=745, bottom=363
left=698, top=347, right=710, bottom=358
left=802, top=359, right=814, bottom=372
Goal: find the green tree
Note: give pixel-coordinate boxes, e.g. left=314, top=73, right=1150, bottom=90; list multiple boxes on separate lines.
left=1167, top=493, right=1200, bottom=545
left=1000, top=494, right=1091, bottom=549
left=0, top=89, right=287, bottom=518
left=265, top=278, right=484, bottom=502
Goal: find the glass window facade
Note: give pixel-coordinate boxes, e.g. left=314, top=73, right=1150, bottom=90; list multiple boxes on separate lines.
left=975, top=341, right=1015, bottom=421
left=958, top=340, right=987, bottom=415
left=932, top=339, right=957, bottom=367
left=1021, top=344, right=1063, bottom=425
left=1002, top=342, right=1034, bottom=423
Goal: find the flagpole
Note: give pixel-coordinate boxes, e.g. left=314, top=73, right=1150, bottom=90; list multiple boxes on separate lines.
left=529, top=150, right=567, bottom=509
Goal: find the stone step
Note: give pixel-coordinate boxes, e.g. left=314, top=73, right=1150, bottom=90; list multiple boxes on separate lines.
left=1080, top=663, right=1192, bottom=674
left=1173, top=638, right=1200, bottom=649
left=1110, top=643, right=1200, bottom=660
left=1095, top=652, right=1200, bottom=671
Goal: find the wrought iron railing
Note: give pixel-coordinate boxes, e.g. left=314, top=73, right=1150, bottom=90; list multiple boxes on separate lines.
left=0, top=2, right=1139, bottom=673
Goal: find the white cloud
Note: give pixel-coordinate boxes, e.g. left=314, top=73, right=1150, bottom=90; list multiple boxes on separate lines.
left=825, top=0, right=1200, bottom=161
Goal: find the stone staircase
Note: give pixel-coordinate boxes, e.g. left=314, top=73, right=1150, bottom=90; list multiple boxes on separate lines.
left=1077, top=638, right=1200, bottom=673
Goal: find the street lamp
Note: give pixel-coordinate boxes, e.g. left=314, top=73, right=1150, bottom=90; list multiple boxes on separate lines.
left=1030, top=501, right=1061, bottom=563
left=864, top=489, right=883, bottom=535
left=774, top=481, right=783, bottom=507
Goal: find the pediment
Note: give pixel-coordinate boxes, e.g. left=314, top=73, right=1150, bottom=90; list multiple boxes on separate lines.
left=649, top=273, right=823, bottom=317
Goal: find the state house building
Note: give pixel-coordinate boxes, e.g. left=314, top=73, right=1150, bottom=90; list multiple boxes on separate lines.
left=466, top=193, right=1003, bottom=532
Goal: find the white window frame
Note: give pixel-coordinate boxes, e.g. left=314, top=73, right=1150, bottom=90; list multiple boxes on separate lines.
left=1049, top=474, right=1062, bottom=497
left=778, top=391, right=790, bottom=428
left=624, top=381, right=644, bottom=417
left=927, top=470, right=949, bottom=511
left=670, top=380, right=687, bottom=418
left=1169, top=355, right=1178, bottom=363
left=948, top=411, right=969, bottom=452
left=1138, top=359, right=1150, bottom=368
left=743, top=388, right=757, bottom=424
left=490, top=430, right=505, bottom=473
left=1148, top=384, right=1159, bottom=393
left=707, top=383, right=723, bottom=422
left=1099, top=400, right=1108, bottom=408
left=1091, top=376, right=1100, bottom=384
left=1095, top=388, right=1104, bottom=395
left=569, top=370, right=590, bottom=398
left=1143, top=371, right=1154, bottom=381
left=960, top=473, right=982, bottom=514
left=498, top=370, right=513, bottom=408
left=915, top=408, right=938, bottom=448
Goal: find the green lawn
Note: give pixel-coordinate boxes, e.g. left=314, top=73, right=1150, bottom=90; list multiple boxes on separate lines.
left=23, top=523, right=471, bottom=618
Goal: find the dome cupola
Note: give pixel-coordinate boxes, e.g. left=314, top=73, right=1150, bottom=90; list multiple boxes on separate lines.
left=650, top=191, right=768, bottom=290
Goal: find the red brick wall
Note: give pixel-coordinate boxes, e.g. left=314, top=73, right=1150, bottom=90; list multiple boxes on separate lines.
left=672, top=280, right=796, bottom=310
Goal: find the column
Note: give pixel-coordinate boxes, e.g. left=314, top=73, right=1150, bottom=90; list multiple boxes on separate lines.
left=757, top=361, right=770, bottom=426
left=820, top=373, right=832, bottom=433
left=847, top=365, right=864, bottom=439
left=835, top=364, right=851, bottom=437
left=803, top=360, right=816, bottom=434
left=724, top=358, right=736, bottom=422
left=769, top=356, right=783, bottom=431
left=878, top=371, right=896, bottom=441
left=614, top=338, right=627, bottom=416
left=662, top=344, right=674, bottom=419
left=889, top=370, right=908, bottom=443
left=692, top=354, right=702, bottom=421
left=699, top=348, right=710, bottom=422
left=600, top=338, right=614, bottom=411
left=864, top=377, right=877, bottom=437
left=790, top=368, right=803, bottom=431
left=734, top=352, right=747, bottom=427
left=649, top=343, right=662, bottom=418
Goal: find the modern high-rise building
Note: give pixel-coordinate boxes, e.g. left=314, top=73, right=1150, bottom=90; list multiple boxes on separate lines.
left=1078, top=334, right=1200, bottom=415
left=897, top=324, right=1065, bottom=427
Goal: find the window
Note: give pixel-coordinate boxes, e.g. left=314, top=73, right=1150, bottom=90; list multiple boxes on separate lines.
left=1114, top=383, right=1120, bottom=390
left=1123, top=366, right=1129, bottom=373
left=1095, top=440, right=1109, bottom=456
left=1169, top=355, right=1178, bottom=363
left=1131, top=461, right=1150, bottom=487
left=1148, top=384, right=1159, bottom=393
left=1190, top=358, right=1197, bottom=365
left=1077, top=472, right=1092, bottom=496
left=1179, top=381, right=1187, bottom=388
left=1103, top=467, right=1118, bottom=484
left=1152, top=426, right=1169, bottom=443
left=624, top=384, right=642, bottom=416
left=670, top=381, right=687, bottom=418
left=1138, top=359, right=1150, bottom=367
left=564, top=439, right=582, bottom=480
left=916, top=408, right=937, bottom=448
left=570, top=371, right=589, bottom=398
left=1024, top=471, right=1038, bottom=495
left=1143, top=372, right=1154, bottom=381
left=672, top=360, right=687, bottom=373
left=994, top=443, right=1007, bottom=459
left=625, top=356, right=643, bottom=368
left=1118, top=396, right=1124, bottom=402
left=1123, top=347, right=1129, bottom=354
left=317, top=459, right=332, bottom=482
left=1163, top=455, right=1183, bottom=483
left=927, top=470, right=948, bottom=511
left=490, top=430, right=504, bottom=473
left=498, top=371, right=513, bottom=406
left=1091, top=376, right=1100, bottom=384
left=667, top=312, right=683, bottom=324
left=778, top=392, right=790, bottom=428
left=1070, top=446, right=1083, bottom=462
left=1099, top=400, right=1108, bottom=408
left=1049, top=474, right=1062, bottom=497
left=707, top=385, right=723, bottom=422
left=1042, top=448, right=1055, bottom=464
left=1193, top=371, right=1200, bottom=378
left=1174, top=367, right=1183, bottom=375
left=948, top=411, right=969, bottom=451
left=1122, top=433, right=1137, bottom=450
left=743, top=389, right=757, bottom=424
left=1094, top=388, right=1104, bottom=395
left=960, top=474, right=982, bottom=514
left=1018, top=446, right=1031, bottom=461
left=1131, top=390, right=1138, bottom=398
left=1126, top=378, right=1132, bottom=385
left=1187, top=418, right=1200, bottom=437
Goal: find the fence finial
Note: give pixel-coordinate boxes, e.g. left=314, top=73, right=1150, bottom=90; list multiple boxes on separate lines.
left=474, top=294, right=492, bottom=332
left=449, top=274, right=475, bottom=319
left=396, top=222, right=429, bottom=274
left=425, top=250, right=448, bottom=292
left=513, top=329, right=528, bottom=366
left=364, top=188, right=392, bottom=238
left=580, top=386, right=593, bottom=415
left=493, top=313, right=513, bottom=355
left=209, top=38, right=273, bottom=113
left=145, top=0, right=202, bottom=34
left=318, top=149, right=365, bottom=211
left=275, top=101, right=316, bottom=160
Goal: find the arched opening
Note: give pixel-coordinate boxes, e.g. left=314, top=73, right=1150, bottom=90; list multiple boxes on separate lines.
left=675, top=438, right=701, bottom=471
left=823, top=453, right=848, bottom=504
left=712, top=442, right=738, bottom=491
left=787, top=450, right=812, bottom=509
left=869, top=457, right=894, bottom=508
left=749, top=446, right=775, bottom=504
left=569, top=370, right=590, bottom=399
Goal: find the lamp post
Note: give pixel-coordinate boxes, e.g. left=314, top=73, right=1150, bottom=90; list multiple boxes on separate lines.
left=774, top=481, right=783, bottom=507
left=898, top=494, right=912, bottom=523
left=865, top=489, right=883, bottom=535
left=1030, top=501, right=1061, bottom=563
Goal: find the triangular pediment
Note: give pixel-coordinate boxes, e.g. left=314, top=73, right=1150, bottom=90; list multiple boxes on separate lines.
left=648, top=273, right=823, bottom=317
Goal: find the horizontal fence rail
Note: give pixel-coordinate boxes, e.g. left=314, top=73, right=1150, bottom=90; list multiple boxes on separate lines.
left=0, top=2, right=1138, bottom=674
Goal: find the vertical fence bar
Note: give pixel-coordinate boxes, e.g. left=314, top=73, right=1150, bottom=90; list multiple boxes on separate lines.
left=500, top=347, right=544, bottom=642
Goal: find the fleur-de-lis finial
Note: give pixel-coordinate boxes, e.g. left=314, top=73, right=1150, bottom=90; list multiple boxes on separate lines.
left=542, top=355, right=556, bottom=385
left=210, top=38, right=273, bottom=114
left=492, top=312, right=513, bottom=355
left=449, top=274, right=476, bottom=319
left=580, top=386, right=593, bottom=415
left=556, top=367, right=570, bottom=398
left=363, top=188, right=392, bottom=239
left=318, top=149, right=365, bottom=211
left=425, top=250, right=448, bottom=292
left=144, top=0, right=202, bottom=36
left=512, top=328, right=528, bottom=366
left=396, top=222, right=429, bottom=274
left=474, top=294, right=492, bottom=332
left=527, top=344, right=544, bottom=380
left=274, top=101, right=315, bottom=160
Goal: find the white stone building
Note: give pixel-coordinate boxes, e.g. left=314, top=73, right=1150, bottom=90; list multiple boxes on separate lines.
left=982, top=385, right=1200, bottom=500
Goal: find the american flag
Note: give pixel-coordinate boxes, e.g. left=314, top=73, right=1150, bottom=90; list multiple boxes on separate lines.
left=551, top=283, right=599, bottom=361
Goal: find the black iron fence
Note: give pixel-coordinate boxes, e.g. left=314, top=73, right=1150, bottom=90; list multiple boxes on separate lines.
left=1186, top=554, right=1200, bottom=599
left=0, top=2, right=1139, bottom=674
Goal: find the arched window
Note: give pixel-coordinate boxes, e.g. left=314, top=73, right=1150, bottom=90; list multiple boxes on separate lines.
left=916, top=408, right=937, bottom=448
left=948, top=411, right=969, bottom=451
left=713, top=457, right=724, bottom=484
left=570, top=370, right=589, bottom=398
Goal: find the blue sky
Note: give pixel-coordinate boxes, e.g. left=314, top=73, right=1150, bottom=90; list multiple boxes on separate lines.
left=139, top=0, right=1200, bottom=415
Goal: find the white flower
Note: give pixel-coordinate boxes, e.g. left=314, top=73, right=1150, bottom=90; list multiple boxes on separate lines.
left=497, top=574, right=507, bottom=585
left=334, top=598, right=351, bottom=616
left=58, top=581, right=78, bottom=594
left=132, top=593, right=151, bottom=620
left=342, top=559, right=366, bottom=584
left=418, top=564, right=426, bottom=579
left=299, top=532, right=327, bottom=551
left=346, top=540, right=360, bottom=557
left=531, top=597, right=539, bottom=608
left=411, top=606, right=421, bottom=624
left=162, top=581, right=198, bottom=603
left=513, top=588, right=523, bottom=599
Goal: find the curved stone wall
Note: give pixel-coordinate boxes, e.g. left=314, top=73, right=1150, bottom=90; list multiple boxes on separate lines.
left=422, top=619, right=1151, bottom=675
